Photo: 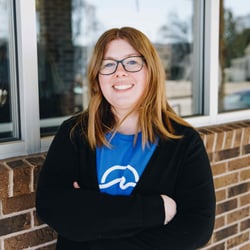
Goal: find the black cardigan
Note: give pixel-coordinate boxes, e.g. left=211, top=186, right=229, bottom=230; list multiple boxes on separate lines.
left=36, top=116, right=216, bottom=250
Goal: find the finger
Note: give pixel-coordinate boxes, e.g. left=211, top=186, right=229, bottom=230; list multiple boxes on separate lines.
left=73, top=181, right=80, bottom=189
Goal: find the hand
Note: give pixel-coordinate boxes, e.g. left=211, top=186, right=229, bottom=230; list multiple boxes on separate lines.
left=160, top=194, right=177, bottom=225
left=73, top=181, right=80, bottom=189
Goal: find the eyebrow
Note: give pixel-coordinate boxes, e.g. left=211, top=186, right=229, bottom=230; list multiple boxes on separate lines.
left=103, top=54, right=141, bottom=60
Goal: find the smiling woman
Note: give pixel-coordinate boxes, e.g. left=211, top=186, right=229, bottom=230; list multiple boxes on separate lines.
left=1, top=1, right=250, bottom=248
left=36, top=27, right=216, bottom=250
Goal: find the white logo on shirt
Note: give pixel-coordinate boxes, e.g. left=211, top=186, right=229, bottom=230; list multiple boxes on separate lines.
left=99, top=165, right=139, bottom=190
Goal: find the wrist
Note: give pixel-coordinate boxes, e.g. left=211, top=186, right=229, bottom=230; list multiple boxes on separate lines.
left=160, top=195, right=177, bottom=225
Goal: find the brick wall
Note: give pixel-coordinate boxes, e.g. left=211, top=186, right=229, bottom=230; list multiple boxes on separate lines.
left=198, top=120, right=250, bottom=250
left=0, top=120, right=249, bottom=250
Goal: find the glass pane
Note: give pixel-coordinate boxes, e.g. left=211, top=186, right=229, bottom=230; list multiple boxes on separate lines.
left=0, top=0, right=19, bottom=142
left=219, top=0, right=250, bottom=112
left=36, top=0, right=202, bottom=136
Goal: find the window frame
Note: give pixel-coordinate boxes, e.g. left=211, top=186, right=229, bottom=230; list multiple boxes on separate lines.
left=0, top=0, right=249, bottom=159
left=0, top=0, right=40, bottom=158
left=186, top=0, right=250, bottom=127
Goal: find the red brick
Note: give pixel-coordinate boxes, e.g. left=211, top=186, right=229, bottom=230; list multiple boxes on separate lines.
left=214, top=147, right=240, bottom=162
left=228, top=156, right=250, bottom=171
left=0, top=213, right=31, bottom=236
left=214, top=224, right=238, bottom=242
left=211, top=162, right=227, bottom=176
left=216, top=198, right=237, bottom=215
left=2, top=193, right=35, bottom=214
left=227, top=207, right=249, bottom=224
left=0, top=164, right=10, bottom=199
left=240, top=168, right=250, bottom=181
left=224, top=130, right=234, bottom=149
left=214, top=215, right=225, bottom=229
left=242, top=127, right=250, bottom=145
left=240, top=242, right=250, bottom=250
left=240, top=218, right=250, bottom=231
left=214, top=173, right=238, bottom=189
left=33, top=164, right=43, bottom=191
left=34, top=210, right=44, bottom=226
left=233, top=128, right=243, bottom=148
left=228, top=182, right=250, bottom=197
left=240, top=193, right=250, bottom=206
left=202, top=242, right=225, bottom=250
left=205, top=133, right=215, bottom=153
left=227, top=231, right=249, bottom=249
left=214, top=132, right=225, bottom=151
left=4, top=227, right=57, bottom=250
left=26, top=156, right=44, bottom=191
left=243, top=143, right=250, bottom=154
left=215, top=189, right=226, bottom=202
left=7, top=159, right=33, bottom=196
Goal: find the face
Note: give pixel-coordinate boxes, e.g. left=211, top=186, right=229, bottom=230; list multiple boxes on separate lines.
left=98, top=39, right=148, bottom=116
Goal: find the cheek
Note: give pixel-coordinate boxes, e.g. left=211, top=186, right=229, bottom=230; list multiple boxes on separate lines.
left=139, top=68, right=148, bottom=87
left=98, top=78, right=110, bottom=99
left=138, top=75, right=149, bottom=100
left=139, top=74, right=148, bottom=92
left=98, top=76, right=106, bottom=92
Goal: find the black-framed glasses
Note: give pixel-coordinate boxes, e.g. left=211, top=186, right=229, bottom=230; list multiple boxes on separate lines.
left=99, top=56, right=144, bottom=75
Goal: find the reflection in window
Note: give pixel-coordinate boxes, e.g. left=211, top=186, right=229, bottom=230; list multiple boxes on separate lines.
left=0, top=0, right=19, bottom=142
left=36, top=0, right=202, bottom=136
left=219, top=0, right=250, bottom=112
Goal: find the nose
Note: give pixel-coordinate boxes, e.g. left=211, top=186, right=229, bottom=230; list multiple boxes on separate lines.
left=115, top=62, right=127, bottom=76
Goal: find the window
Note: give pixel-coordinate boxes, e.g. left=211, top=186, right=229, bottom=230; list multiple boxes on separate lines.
left=36, top=0, right=203, bottom=136
left=1, top=0, right=249, bottom=159
left=219, top=0, right=250, bottom=112
left=0, top=0, right=19, bottom=142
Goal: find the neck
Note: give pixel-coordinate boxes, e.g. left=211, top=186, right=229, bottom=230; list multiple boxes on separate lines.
left=114, top=110, right=139, bottom=135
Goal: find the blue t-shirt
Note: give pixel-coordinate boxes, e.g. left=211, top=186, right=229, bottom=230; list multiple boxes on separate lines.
left=96, top=132, right=157, bottom=196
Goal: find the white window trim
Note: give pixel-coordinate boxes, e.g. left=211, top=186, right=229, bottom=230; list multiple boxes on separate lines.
left=0, top=0, right=40, bottom=159
left=0, top=0, right=249, bottom=159
left=187, top=0, right=250, bottom=128
left=17, top=0, right=40, bottom=154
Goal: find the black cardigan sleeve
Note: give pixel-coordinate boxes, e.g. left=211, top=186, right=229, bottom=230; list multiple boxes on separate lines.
left=35, top=119, right=165, bottom=242
left=143, top=129, right=216, bottom=250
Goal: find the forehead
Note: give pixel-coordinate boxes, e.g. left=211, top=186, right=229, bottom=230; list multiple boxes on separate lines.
left=104, top=38, right=138, bottom=59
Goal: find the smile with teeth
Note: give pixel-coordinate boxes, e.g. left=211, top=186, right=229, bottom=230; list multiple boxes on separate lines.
left=113, top=83, right=134, bottom=90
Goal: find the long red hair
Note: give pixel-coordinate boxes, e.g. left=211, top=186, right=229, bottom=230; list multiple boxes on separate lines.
left=72, top=27, right=191, bottom=149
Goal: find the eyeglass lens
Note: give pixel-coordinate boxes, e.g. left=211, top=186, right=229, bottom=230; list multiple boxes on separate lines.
left=100, top=56, right=144, bottom=75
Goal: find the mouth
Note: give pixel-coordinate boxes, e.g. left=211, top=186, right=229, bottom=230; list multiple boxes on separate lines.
left=113, top=84, right=134, bottom=90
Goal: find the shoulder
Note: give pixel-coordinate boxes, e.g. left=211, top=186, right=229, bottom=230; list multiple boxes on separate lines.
left=52, top=113, right=86, bottom=144
left=60, top=112, right=91, bottom=147
left=161, top=120, right=205, bottom=153
left=59, top=112, right=88, bottom=133
left=171, top=119, right=201, bottom=140
left=61, top=113, right=81, bottom=128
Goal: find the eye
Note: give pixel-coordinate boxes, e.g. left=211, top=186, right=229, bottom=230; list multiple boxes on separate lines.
left=101, top=60, right=116, bottom=69
left=126, top=58, right=140, bottom=65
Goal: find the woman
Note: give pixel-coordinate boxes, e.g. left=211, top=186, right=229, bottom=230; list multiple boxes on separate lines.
left=36, top=27, right=216, bottom=250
